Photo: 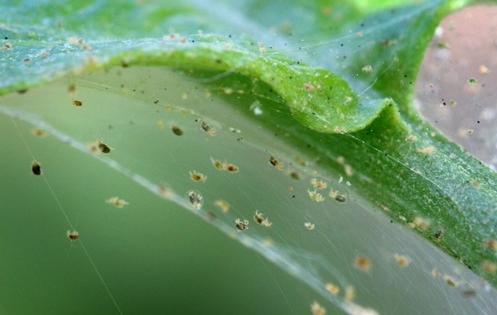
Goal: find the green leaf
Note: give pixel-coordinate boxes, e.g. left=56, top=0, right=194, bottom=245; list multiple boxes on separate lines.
left=2, top=0, right=497, bottom=314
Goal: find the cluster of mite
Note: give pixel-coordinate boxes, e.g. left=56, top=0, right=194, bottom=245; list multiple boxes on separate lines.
left=30, top=136, right=122, bottom=243
left=29, top=83, right=123, bottom=242
left=185, top=150, right=350, bottom=233
left=171, top=113, right=490, bottom=309
left=29, top=86, right=353, bottom=245
left=27, top=81, right=492, bottom=314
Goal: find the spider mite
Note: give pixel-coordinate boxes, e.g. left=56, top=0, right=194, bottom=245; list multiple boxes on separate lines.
left=189, top=170, right=207, bottom=182
left=304, top=222, right=315, bottom=230
left=214, top=200, right=230, bottom=212
left=188, top=191, right=203, bottom=209
left=106, top=197, right=129, bottom=208
left=269, top=156, right=284, bottom=170
left=210, top=158, right=238, bottom=172
left=325, top=282, right=340, bottom=295
left=97, top=141, right=111, bottom=154
left=31, top=128, right=46, bottom=137
left=31, top=161, right=42, bottom=175
left=253, top=210, right=272, bottom=227
left=310, top=178, right=327, bottom=189
left=171, top=124, right=183, bottom=136
left=310, top=301, right=326, bottom=315
left=67, top=230, right=79, bottom=240
left=210, top=158, right=224, bottom=170
left=254, top=210, right=264, bottom=224
left=308, top=189, right=324, bottom=202
left=354, top=255, right=372, bottom=272
left=393, top=254, right=410, bottom=267
left=225, top=163, right=239, bottom=173
left=235, top=218, right=249, bottom=231
left=329, top=190, right=346, bottom=203
left=200, top=121, right=216, bottom=136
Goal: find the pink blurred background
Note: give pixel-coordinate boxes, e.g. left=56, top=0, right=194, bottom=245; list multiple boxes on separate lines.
left=416, top=4, right=497, bottom=169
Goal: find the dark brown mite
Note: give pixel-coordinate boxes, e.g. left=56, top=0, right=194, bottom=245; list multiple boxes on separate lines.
left=226, top=163, right=239, bottom=172
left=269, top=156, right=283, bottom=169
left=171, top=125, right=183, bottom=136
left=335, top=194, right=346, bottom=203
left=200, top=121, right=216, bottom=136
left=72, top=100, right=83, bottom=106
left=235, top=219, right=249, bottom=231
left=32, top=162, right=42, bottom=175
left=269, top=156, right=278, bottom=166
left=201, top=121, right=210, bottom=133
left=97, top=141, right=111, bottom=154
left=254, top=215, right=263, bottom=224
